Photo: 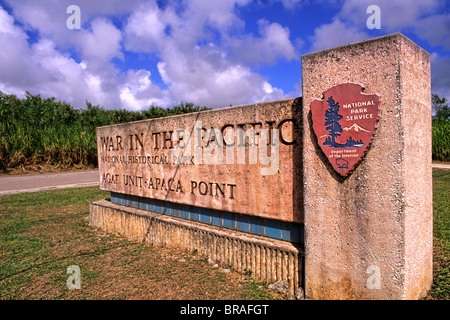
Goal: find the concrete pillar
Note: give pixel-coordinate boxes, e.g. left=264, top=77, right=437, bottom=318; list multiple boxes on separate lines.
left=302, top=33, right=432, bottom=299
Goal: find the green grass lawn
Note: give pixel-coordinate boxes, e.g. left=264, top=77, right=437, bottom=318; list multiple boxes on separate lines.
left=428, top=169, right=450, bottom=299
left=0, top=187, right=276, bottom=300
left=0, top=169, right=448, bottom=300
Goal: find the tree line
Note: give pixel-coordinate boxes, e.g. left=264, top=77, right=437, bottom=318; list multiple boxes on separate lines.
left=0, top=91, right=448, bottom=172
left=432, top=94, right=450, bottom=162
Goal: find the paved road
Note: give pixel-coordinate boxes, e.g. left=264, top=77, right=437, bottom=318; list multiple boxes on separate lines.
left=0, top=170, right=99, bottom=196
left=0, top=164, right=448, bottom=196
left=432, top=163, right=450, bottom=170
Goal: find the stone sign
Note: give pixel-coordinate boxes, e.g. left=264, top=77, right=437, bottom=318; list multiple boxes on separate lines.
left=97, top=98, right=303, bottom=223
left=91, top=33, right=433, bottom=300
left=302, top=33, right=432, bottom=300
left=310, top=83, right=381, bottom=176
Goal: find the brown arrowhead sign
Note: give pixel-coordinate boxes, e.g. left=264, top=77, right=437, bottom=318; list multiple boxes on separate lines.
left=311, top=83, right=381, bottom=177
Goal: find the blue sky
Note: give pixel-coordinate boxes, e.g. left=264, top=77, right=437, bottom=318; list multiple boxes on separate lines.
left=0, top=0, right=449, bottom=110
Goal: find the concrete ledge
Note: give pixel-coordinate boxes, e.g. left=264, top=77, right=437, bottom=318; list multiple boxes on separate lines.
left=89, top=199, right=304, bottom=295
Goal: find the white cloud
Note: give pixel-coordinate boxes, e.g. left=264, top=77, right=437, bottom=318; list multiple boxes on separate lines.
left=0, top=0, right=298, bottom=110
left=415, top=13, right=450, bottom=51
left=157, top=49, right=273, bottom=107
left=122, top=0, right=295, bottom=107
left=30, top=38, right=122, bottom=109
left=339, top=0, right=441, bottom=30
left=279, top=0, right=304, bottom=9
left=124, top=2, right=175, bottom=53
left=155, top=40, right=288, bottom=108
left=337, top=0, right=450, bottom=50
left=0, top=6, right=22, bottom=36
left=0, top=6, right=121, bottom=108
left=309, top=0, right=450, bottom=102
left=431, top=52, right=450, bottom=100
left=4, top=0, right=142, bottom=36
left=119, top=69, right=170, bottom=110
left=309, top=18, right=369, bottom=52
left=310, top=0, right=449, bottom=52
left=0, top=7, right=39, bottom=92
left=5, top=0, right=64, bottom=34
left=226, top=19, right=298, bottom=65
left=181, top=0, right=250, bottom=35
left=77, top=18, right=123, bottom=67
left=2, top=0, right=448, bottom=111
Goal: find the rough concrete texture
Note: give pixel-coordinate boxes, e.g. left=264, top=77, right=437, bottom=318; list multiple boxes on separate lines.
left=302, top=33, right=432, bottom=299
left=97, top=98, right=303, bottom=223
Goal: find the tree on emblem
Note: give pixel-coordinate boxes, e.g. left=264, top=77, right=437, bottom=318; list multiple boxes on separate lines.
left=323, top=96, right=364, bottom=149
left=323, top=96, right=343, bottom=147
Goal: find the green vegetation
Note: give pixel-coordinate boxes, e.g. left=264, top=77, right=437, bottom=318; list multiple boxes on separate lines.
left=0, top=187, right=278, bottom=300
left=432, top=94, right=450, bottom=162
left=1, top=91, right=449, bottom=172
left=427, top=169, right=450, bottom=300
left=432, top=94, right=450, bottom=122
left=0, top=91, right=209, bottom=172
left=432, top=120, right=450, bottom=162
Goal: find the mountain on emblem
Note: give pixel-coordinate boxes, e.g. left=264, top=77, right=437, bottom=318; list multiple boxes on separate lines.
left=310, top=83, right=381, bottom=177
left=342, top=123, right=371, bottom=133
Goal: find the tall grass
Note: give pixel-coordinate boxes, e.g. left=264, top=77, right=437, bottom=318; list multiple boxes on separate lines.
left=432, top=120, right=450, bottom=162
left=0, top=91, right=208, bottom=171
left=1, top=91, right=449, bottom=171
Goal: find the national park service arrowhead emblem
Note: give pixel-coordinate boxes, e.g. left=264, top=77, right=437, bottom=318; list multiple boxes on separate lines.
left=311, top=83, right=381, bottom=177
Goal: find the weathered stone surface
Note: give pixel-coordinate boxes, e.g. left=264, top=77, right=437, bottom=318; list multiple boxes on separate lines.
left=97, top=98, right=303, bottom=223
left=302, top=33, right=432, bottom=300
left=268, top=280, right=289, bottom=294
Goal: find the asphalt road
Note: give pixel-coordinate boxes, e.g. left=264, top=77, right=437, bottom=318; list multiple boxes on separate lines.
left=0, top=170, right=99, bottom=196
left=432, top=163, right=450, bottom=170
left=0, top=164, right=448, bottom=196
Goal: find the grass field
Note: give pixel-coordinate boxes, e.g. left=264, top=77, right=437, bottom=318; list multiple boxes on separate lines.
left=0, top=169, right=448, bottom=300
left=0, top=187, right=278, bottom=300
left=428, top=168, right=450, bottom=300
